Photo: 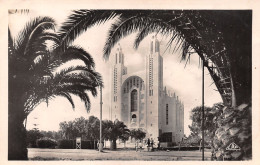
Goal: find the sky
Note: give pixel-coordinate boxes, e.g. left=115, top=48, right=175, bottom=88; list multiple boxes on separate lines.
left=9, top=9, right=222, bottom=136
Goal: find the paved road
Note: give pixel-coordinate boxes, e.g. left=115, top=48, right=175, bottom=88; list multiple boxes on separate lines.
left=28, top=148, right=211, bottom=161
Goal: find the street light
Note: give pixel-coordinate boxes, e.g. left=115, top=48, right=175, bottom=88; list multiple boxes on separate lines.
left=202, top=59, right=205, bottom=161
left=99, top=86, right=103, bottom=152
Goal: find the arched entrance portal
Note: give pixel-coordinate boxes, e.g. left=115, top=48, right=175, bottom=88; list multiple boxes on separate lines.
left=121, top=76, right=145, bottom=128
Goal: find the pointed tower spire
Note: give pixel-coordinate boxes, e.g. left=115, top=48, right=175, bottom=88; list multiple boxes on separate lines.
left=150, top=35, right=160, bottom=54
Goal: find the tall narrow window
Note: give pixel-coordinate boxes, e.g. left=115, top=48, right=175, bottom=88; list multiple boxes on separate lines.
left=166, top=104, right=169, bottom=125
left=131, top=89, right=137, bottom=112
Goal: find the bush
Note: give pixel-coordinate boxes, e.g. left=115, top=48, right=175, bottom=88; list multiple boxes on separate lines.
left=26, top=129, right=43, bottom=148
left=36, top=137, right=57, bottom=148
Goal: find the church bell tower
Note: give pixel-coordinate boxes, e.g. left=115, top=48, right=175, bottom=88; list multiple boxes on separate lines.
left=111, top=44, right=127, bottom=121
left=145, top=35, right=163, bottom=140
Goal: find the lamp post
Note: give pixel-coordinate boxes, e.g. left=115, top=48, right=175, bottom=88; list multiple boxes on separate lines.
left=99, top=86, right=103, bottom=152
left=202, top=60, right=205, bottom=161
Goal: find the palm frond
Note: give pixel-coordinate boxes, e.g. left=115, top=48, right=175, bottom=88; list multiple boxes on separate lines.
left=15, top=16, right=56, bottom=55
left=133, top=19, right=176, bottom=49
left=58, top=92, right=75, bottom=109
left=103, top=16, right=174, bottom=59
left=61, top=46, right=95, bottom=68
left=24, top=22, right=56, bottom=56
left=59, top=10, right=118, bottom=49
left=55, top=65, right=103, bottom=87
left=68, top=90, right=91, bottom=112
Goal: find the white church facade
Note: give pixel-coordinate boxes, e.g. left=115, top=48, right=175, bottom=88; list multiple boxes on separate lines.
left=110, top=36, right=184, bottom=144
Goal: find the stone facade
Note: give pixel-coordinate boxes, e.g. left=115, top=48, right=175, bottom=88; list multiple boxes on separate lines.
left=110, top=36, right=184, bottom=143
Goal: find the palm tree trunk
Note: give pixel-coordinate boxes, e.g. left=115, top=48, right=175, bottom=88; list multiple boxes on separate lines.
left=8, top=110, right=28, bottom=160
left=110, top=139, right=117, bottom=150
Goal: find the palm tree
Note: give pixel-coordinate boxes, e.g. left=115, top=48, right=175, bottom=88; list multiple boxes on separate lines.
left=102, top=119, right=129, bottom=150
left=60, top=10, right=251, bottom=108
left=8, top=16, right=103, bottom=160
left=60, top=10, right=251, bottom=160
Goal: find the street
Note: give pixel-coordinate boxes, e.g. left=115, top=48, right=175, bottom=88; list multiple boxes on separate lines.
left=28, top=148, right=211, bottom=161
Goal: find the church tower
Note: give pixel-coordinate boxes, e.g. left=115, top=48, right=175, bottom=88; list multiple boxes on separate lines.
left=111, top=44, right=127, bottom=121
left=145, top=36, right=163, bottom=140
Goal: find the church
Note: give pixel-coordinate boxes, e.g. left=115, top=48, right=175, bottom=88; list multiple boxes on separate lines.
left=110, top=36, right=184, bottom=144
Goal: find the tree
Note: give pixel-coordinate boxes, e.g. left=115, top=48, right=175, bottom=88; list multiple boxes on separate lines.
left=102, top=120, right=113, bottom=148
left=188, top=103, right=224, bottom=150
left=130, top=128, right=146, bottom=145
left=8, top=16, right=103, bottom=160
left=73, top=117, right=88, bottom=139
left=60, top=9, right=251, bottom=160
left=119, top=128, right=130, bottom=148
left=85, top=116, right=100, bottom=149
left=130, top=129, right=146, bottom=141
left=102, top=119, right=129, bottom=150
left=58, top=118, right=87, bottom=140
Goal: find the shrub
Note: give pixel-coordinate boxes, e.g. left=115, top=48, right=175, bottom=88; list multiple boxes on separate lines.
left=26, top=129, right=43, bottom=148
left=36, top=137, right=57, bottom=148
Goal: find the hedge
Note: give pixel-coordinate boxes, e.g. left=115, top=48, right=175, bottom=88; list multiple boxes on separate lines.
left=57, top=139, right=98, bottom=149
left=36, top=137, right=57, bottom=148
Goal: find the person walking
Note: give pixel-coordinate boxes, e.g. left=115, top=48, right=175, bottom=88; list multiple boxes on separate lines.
left=135, top=140, right=139, bottom=152
left=147, top=138, right=151, bottom=151
left=151, top=138, right=154, bottom=151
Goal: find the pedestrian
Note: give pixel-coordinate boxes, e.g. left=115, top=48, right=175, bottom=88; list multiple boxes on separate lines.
left=135, top=140, right=139, bottom=152
left=147, top=138, right=150, bottom=151
left=151, top=138, right=154, bottom=151
left=157, top=140, right=160, bottom=149
left=97, top=140, right=100, bottom=151
left=139, top=140, right=143, bottom=152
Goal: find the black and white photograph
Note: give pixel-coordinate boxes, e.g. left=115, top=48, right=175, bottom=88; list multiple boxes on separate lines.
left=0, top=0, right=259, bottom=163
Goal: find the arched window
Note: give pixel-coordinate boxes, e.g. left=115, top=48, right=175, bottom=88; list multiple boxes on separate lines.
left=131, top=89, right=137, bottom=112
left=131, top=114, right=137, bottom=123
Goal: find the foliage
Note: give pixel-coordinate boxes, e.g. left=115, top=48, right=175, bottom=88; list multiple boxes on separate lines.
left=213, top=104, right=252, bottom=160
left=189, top=103, right=224, bottom=148
left=36, top=137, right=57, bottom=148
left=39, top=130, right=63, bottom=141
left=26, top=129, right=43, bottom=148
left=57, top=117, right=130, bottom=150
left=59, top=120, right=81, bottom=140
left=62, top=10, right=252, bottom=107
left=85, top=116, right=100, bottom=141
left=58, top=116, right=100, bottom=141
left=102, top=119, right=129, bottom=149
left=8, top=15, right=102, bottom=160
left=130, top=129, right=146, bottom=141
left=188, top=103, right=223, bottom=147
left=189, top=103, right=252, bottom=160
